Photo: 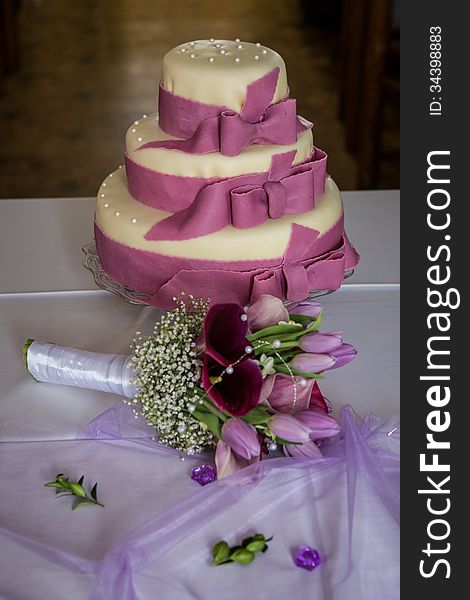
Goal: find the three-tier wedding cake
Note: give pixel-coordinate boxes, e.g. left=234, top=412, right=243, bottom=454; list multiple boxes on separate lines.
left=94, top=39, right=359, bottom=308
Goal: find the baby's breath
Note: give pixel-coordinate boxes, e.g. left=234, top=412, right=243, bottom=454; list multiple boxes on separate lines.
left=130, top=295, right=215, bottom=453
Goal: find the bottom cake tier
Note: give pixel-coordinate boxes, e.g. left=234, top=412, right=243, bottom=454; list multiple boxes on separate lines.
left=95, top=169, right=359, bottom=308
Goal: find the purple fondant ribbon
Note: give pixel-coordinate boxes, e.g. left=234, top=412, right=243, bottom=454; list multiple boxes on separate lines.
left=251, top=224, right=348, bottom=301
left=95, top=216, right=360, bottom=310
left=138, top=68, right=311, bottom=156
left=144, top=148, right=328, bottom=241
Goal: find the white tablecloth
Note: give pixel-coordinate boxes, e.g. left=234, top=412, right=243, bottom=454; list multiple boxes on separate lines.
left=0, top=192, right=400, bottom=599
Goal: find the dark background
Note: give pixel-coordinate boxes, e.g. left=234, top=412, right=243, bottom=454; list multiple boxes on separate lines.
left=1, top=0, right=399, bottom=199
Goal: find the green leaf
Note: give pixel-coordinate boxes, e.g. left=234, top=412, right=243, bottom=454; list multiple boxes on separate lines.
left=274, top=436, right=304, bottom=446
left=44, top=482, right=63, bottom=488
left=90, top=483, right=98, bottom=501
left=211, top=541, right=230, bottom=565
left=288, top=314, right=314, bottom=326
left=72, top=500, right=93, bottom=511
left=193, top=409, right=221, bottom=439
left=242, top=406, right=272, bottom=425
left=248, top=323, right=303, bottom=342
left=231, top=548, right=255, bottom=565
left=274, top=365, right=322, bottom=379
left=69, top=483, right=87, bottom=499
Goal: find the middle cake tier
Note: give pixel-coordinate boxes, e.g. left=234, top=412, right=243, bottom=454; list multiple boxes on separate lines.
left=125, top=112, right=314, bottom=212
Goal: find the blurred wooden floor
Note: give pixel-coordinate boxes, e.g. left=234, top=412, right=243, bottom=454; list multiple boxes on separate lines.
left=0, top=0, right=399, bottom=198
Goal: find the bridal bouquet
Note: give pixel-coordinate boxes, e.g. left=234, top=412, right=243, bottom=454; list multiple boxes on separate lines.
left=25, top=294, right=356, bottom=479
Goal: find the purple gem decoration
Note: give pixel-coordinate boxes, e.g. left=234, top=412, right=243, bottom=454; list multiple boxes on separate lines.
left=294, top=545, right=321, bottom=570
left=191, top=464, right=217, bottom=486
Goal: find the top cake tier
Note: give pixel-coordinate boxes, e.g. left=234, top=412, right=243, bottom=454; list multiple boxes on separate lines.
left=162, top=39, right=288, bottom=111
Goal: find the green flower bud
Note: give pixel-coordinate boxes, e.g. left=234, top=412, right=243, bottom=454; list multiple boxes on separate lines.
left=231, top=548, right=255, bottom=565
left=211, top=541, right=230, bottom=566
left=245, top=540, right=267, bottom=553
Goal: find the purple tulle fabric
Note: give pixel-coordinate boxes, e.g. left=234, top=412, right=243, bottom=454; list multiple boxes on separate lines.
left=0, top=403, right=399, bottom=599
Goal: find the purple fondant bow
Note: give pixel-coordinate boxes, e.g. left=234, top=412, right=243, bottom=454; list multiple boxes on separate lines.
left=138, top=67, right=311, bottom=156
left=250, top=225, right=347, bottom=302
left=144, top=148, right=328, bottom=241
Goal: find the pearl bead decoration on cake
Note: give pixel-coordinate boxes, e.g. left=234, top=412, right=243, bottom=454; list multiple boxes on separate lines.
left=237, top=44, right=243, bottom=49
left=137, top=137, right=142, bottom=142
left=104, top=203, right=109, bottom=208
left=256, top=42, right=261, bottom=47
left=234, top=57, right=240, bottom=63
left=245, top=345, right=253, bottom=354
left=102, top=182, right=107, bottom=187
left=254, top=55, right=260, bottom=60
left=190, top=53, right=196, bottom=59
left=225, top=366, right=234, bottom=375
left=131, top=218, right=137, bottom=224
left=209, top=57, right=215, bottom=63
left=220, top=49, right=226, bottom=55
left=240, top=313, right=248, bottom=321
left=210, top=38, right=214, bottom=42
left=262, top=49, right=267, bottom=54
left=180, top=47, right=187, bottom=53
left=235, top=38, right=241, bottom=42
left=272, top=339, right=281, bottom=349
left=114, top=211, right=120, bottom=217
left=100, top=193, right=105, bottom=198
left=131, top=128, right=136, bottom=133
left=299, top=378, right=308, bottom=387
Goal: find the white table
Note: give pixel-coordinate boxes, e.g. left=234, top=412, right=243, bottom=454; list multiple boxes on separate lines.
left=0, top=192, right=400, bottom=599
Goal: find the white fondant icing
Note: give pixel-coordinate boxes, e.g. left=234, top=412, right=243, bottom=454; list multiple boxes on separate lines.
left=95, top=168, right=343, bottom=261
left=125, top=113, right=313, bottom=178
left=162, top=40, right=288, bottom=112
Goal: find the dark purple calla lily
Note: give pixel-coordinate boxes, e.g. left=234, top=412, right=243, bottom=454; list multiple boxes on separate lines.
left=308, top=381, right=329, bottom=414
left=204, top=303, right=249, bottom=366
left=202, top=354, right=263, bottom=417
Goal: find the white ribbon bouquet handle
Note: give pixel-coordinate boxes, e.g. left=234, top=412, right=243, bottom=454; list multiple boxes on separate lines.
left=25, top=340, right=137, bottom=399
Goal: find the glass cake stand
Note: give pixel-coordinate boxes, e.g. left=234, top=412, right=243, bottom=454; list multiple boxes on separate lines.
left=82, top=240, right=354, bottom=306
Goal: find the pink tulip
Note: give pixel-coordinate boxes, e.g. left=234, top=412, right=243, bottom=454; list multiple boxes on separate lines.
left=247, top=294, right=289, bottom=332
left=291, top=353, right=335, bottom=373
left=221, top=418, right=260, bottom=460
left=283, top=439, right=323, bottom=458
left=296, top=410, right=340, bottom=440
left=285, top=300, right=322, bottom=318
left=299, top=331, right=343, bottom=353
left=260, top=374, right=314, bottom=413
left=269, top=414, right=312, bottom=442
left=215, top=440, right=240, bottom=479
